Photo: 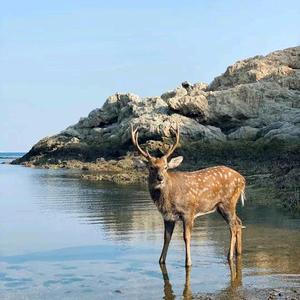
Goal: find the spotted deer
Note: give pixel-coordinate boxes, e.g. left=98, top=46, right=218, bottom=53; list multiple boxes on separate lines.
left=131, top=125, right=246, bottom=267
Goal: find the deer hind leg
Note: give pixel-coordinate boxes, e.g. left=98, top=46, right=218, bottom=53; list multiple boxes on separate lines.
left=229, top=220, right=238, bottom=260
left=217, top=203, right=239, bottom=261
left=235, top=216, right=242, bottom=256
left=159, top=220, right=176, bottom=264
left=230, top=215, right=243, bottom=258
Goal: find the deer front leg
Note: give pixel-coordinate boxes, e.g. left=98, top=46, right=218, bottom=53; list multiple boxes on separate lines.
left=159, top=220, right=175, bottom=264
left=183, top=219, right=193, bottom=267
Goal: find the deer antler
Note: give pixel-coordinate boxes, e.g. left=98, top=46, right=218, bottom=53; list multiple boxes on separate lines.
left=130, top=124, right=151, bottom=159
left=164, top=124, right=180, bottom=159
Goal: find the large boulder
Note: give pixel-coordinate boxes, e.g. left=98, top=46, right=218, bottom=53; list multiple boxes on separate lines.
left=207, top=81, right=300, bottom=131
left=166, top=91, right=209, bottom=121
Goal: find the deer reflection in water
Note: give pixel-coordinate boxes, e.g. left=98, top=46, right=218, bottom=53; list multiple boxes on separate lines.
left=160, top=258, right=242, bottom=300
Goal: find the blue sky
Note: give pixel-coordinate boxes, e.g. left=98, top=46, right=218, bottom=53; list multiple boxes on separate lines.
left=1, top=0, right=299, bottom=151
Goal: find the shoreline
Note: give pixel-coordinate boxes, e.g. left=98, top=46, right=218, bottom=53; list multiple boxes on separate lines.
left=16, top=156, right=149, bottom=185
left=11, top=142, right=300, bottom=214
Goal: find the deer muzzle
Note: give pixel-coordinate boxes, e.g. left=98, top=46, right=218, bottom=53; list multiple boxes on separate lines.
left=157, top=173, right=164, bottom=182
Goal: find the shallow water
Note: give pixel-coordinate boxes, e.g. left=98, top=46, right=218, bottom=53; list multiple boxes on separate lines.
left=0, top=156, right=299, bottom=299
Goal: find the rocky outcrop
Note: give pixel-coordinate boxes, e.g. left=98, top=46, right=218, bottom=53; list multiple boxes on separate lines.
left=209, top=47, right=300, bottom=90
left=13, top=46, right=300, bottom=165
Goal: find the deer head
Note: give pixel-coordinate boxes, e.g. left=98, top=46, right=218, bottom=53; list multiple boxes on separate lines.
left=131, top=124, right=183, bottom=189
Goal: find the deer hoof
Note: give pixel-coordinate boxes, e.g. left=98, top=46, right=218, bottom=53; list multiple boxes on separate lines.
left=185, top=261, right=192, bottom=267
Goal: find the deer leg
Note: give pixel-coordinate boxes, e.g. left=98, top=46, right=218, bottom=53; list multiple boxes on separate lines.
left=183, top=219, right=193, bottom=267
left=183, top=264, right=192, bottom=299
left=235, top=216, right=242, bottom=256
left=217, top=204, right=237, bottom=261
left=229, top=221, right=237, bottom=261
left=159, top=220, right=175, bottom=264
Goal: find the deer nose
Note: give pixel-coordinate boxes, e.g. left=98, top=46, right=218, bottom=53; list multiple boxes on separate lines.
left=157, top=174, right=164, bottom=181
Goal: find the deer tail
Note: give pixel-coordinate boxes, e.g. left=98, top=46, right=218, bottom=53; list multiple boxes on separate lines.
left=240, top=187, right=246, bottom=207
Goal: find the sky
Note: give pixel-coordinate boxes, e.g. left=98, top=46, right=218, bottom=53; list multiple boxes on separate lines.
left=1, top=0, right=299, bottom=152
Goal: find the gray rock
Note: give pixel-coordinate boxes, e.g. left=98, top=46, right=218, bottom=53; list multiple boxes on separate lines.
left=257, top=122, right=287, bottom=138
left=260, top=122, right=300, bottom=142
left=161, top=87, right=187, bottom=100
left=228, top=126, right=259, bottom=141
left=207, top=81, right=300, bottom=129
left=167, top=93, right=208, bottom=121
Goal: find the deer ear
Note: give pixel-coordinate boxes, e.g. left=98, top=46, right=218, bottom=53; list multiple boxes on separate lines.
left=167, top=156, right=183, bottom=169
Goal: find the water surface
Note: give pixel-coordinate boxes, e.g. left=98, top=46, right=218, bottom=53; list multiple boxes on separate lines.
left=0, top=155, right=299, bottom=299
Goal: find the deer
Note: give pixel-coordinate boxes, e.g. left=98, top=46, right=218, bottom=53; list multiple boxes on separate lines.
left=131, top=124, right=246, bottom=267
